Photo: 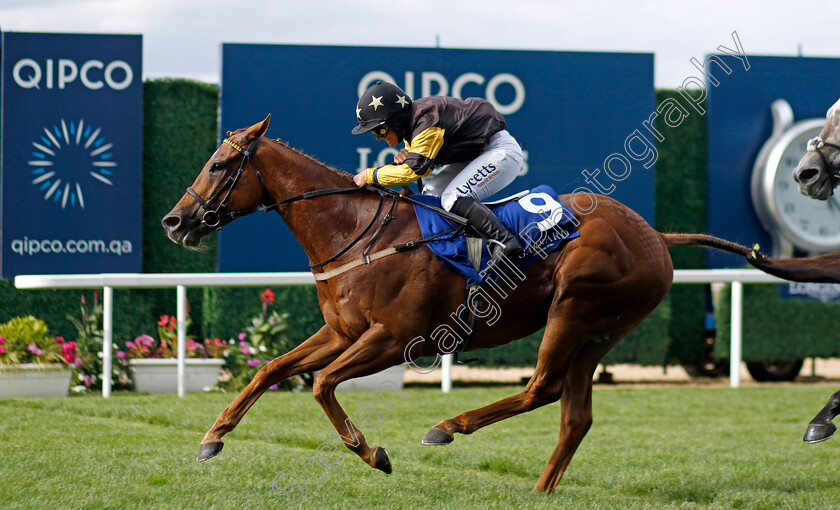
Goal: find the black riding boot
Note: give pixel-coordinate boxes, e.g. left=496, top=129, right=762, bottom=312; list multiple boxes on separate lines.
left=451, top=197, right=523, bottom=269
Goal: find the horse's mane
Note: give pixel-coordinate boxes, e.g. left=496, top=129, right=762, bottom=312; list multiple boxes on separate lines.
left=265, top=137, right=355, bottom=184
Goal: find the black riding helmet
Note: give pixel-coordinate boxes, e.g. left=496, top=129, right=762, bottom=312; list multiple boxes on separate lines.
left=352, top=81, right=413, bottom=136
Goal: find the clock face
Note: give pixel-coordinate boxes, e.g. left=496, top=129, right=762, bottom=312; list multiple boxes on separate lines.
left=765, top=123, right=840, bottom=251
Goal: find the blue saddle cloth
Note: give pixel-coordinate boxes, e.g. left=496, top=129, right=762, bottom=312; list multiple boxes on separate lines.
left=412, top=184, right=580, bottom=284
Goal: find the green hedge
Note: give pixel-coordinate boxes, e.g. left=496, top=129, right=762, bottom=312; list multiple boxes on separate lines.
left=142, top=79, right=221, bottom=339
left=466, top=298, right=671, bottom=367
left=654, top=89, right=709, bottom=367
left=715, top=282, right=840, bottom=360
left=203, top=286, right=323, bottom=345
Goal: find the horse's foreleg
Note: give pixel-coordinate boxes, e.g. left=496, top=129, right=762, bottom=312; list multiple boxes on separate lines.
left=804, top=389, right=840, bottom=443
left=198, top=325, right=351, bottom=461
left=311, top=323, right=404, bottom=474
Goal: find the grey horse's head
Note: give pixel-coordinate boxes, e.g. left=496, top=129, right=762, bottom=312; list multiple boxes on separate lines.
left=793, top=98, right=840, bottom=201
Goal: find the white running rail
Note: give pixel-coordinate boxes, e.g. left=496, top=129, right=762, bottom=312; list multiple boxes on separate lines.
left=14, top=269, right=786, bottom=395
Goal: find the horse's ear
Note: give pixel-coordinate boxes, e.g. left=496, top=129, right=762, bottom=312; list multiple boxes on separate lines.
left=244, top=114, right=271, bottom=141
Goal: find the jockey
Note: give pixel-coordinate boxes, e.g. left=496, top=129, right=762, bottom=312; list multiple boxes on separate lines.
left=352, top=80, right=524, bottom=269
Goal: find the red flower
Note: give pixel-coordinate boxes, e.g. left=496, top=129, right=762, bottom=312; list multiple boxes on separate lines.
left=158, top=315, right=170, bottom=326
left=261, top=288, right=275, bottom=304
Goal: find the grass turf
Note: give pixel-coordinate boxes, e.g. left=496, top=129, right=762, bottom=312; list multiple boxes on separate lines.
left=1, top=384, right=839, bottom=509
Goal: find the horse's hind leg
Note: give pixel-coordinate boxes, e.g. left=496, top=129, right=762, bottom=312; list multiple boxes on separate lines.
left=804, top=389, right=840, bottom=443
left=421, top=313, right=583, bottom=445
left=532, top=329, right=629, bottom=493
left=197, top=325, right=352, bottom=461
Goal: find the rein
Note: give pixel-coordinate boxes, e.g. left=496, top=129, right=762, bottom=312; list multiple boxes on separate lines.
left=187, top=138, right=466, bottom=279
left=187, top=138, right=369, bottom=228
left=808, top=136, right=840, bottom=181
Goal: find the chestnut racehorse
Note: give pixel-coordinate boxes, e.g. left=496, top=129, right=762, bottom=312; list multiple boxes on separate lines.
left=161, top=115, right=799, bottom=493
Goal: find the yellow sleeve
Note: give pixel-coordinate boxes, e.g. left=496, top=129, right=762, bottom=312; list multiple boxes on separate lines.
left=365, top=126, right=445, bottom=186
left=405, top=127, right=445, bottom=165
left=365, top=164, right=430, bottom=187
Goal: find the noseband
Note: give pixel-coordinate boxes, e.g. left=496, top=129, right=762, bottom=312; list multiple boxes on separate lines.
left=187, top=138, right=266, bottom=228
left=807, top=137, right=840, bottom=182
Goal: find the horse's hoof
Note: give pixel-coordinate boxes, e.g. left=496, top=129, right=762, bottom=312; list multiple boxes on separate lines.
left=197, top=442, right=224, bottom=461
left=804, top=422, right=836, bottom=444
left=421, top=427, right=454, bottom=445
left=373, top=446, right=392, bottom=474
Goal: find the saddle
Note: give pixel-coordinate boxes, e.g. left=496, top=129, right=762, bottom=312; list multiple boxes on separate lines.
left=411, top=184, right=580, bottom=285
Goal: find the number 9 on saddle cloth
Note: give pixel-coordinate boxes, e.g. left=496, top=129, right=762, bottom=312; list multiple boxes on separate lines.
left=412, top=184, right=580, bottom=286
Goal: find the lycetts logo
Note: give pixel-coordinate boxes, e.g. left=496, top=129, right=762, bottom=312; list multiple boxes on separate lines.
left=29, top=118, right=117, bottom=209
left=455, top=163, right=497, bottom=195
left=13, top=58, right=134, bottom=90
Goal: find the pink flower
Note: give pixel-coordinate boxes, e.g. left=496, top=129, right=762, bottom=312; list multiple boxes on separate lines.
left=247, top=359, right=262, bottom=367
left=269, top=384, right=279, bottom=390
left=84, top=375, right=92, bottom=386
left=54, top=336, right=65, bottom=344
left=61, top=341, right=77, bottom=364
left=241, top=347, right=251, bottom=355
left=0, top=337, right=5, bottom=344
left=75, top=358, right=82, bottom=367
left=0, top=346, right=5, bottom=355
left=27, top=342, right=43, bottom=356
left=158, top=315, right=170, bottom=326
left=239, top=341, right=247, bottom=348
left=126, top=341, right=135, bottom=349
left=238, top=333, right=247, bottom=341
left=116, top=351, right=126, bottom=359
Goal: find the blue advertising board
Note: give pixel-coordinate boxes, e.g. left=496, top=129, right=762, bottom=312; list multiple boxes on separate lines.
left=1, top=32, right=143, bottom=277
left=219, top=44, right=655, bottom=272
left=706, top=55, right=840, bottom=268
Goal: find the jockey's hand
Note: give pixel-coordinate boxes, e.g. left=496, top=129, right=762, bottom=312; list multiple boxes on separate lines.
left=394, top=150, right=408, bottom=165
left=353, top=172, right=368, bottom=187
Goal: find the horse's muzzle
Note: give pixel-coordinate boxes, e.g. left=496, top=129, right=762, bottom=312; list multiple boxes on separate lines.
left=161, top=212, right=203, bottom=247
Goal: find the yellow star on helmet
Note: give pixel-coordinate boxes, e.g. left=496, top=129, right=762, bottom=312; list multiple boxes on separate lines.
left=356, top=107, right=362, bottom=120
left=395, top=95, right=409, bottom=108
left=368, top=95, right=384, bottom=111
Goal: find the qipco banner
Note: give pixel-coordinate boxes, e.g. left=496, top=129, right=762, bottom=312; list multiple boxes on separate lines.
left=219, top=44, right=654, bottom=272
left=1, top=32, right=143, bottom=277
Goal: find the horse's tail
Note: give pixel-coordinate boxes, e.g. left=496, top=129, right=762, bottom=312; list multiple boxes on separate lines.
left=658, top=232, right=840, bottom=284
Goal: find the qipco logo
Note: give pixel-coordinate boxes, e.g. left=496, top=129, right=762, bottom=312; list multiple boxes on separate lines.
left=359, top=70, right=526, bottom=115
left=13, top=58, right=134, bottom=91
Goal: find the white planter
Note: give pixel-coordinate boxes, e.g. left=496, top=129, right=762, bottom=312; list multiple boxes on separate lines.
left=129, top=358, right=225, bottom=394
left=0, top=363, right=73, bottom=398
left=336, top=365, right=406, bottom=392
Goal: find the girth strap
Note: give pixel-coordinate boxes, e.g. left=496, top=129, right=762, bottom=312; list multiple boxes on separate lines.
left=312, top=226, right=462, bottom=281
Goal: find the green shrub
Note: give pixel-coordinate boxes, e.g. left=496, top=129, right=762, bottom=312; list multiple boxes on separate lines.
left=0, top=316, right=64, bottom=366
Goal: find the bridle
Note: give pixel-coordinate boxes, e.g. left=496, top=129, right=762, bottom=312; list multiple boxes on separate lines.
left=807, top=136, right=840, bottom=182
left=185, top=136, right=397, bottom=270
left=186, top=138, right=266, bottom=228
left=185, top=136, right=468, bottom=277
left=187, top=137, right=371, bottom=228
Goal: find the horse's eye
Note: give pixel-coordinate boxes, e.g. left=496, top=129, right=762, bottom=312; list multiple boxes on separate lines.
left=210, top=162, right=224, bottom=174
